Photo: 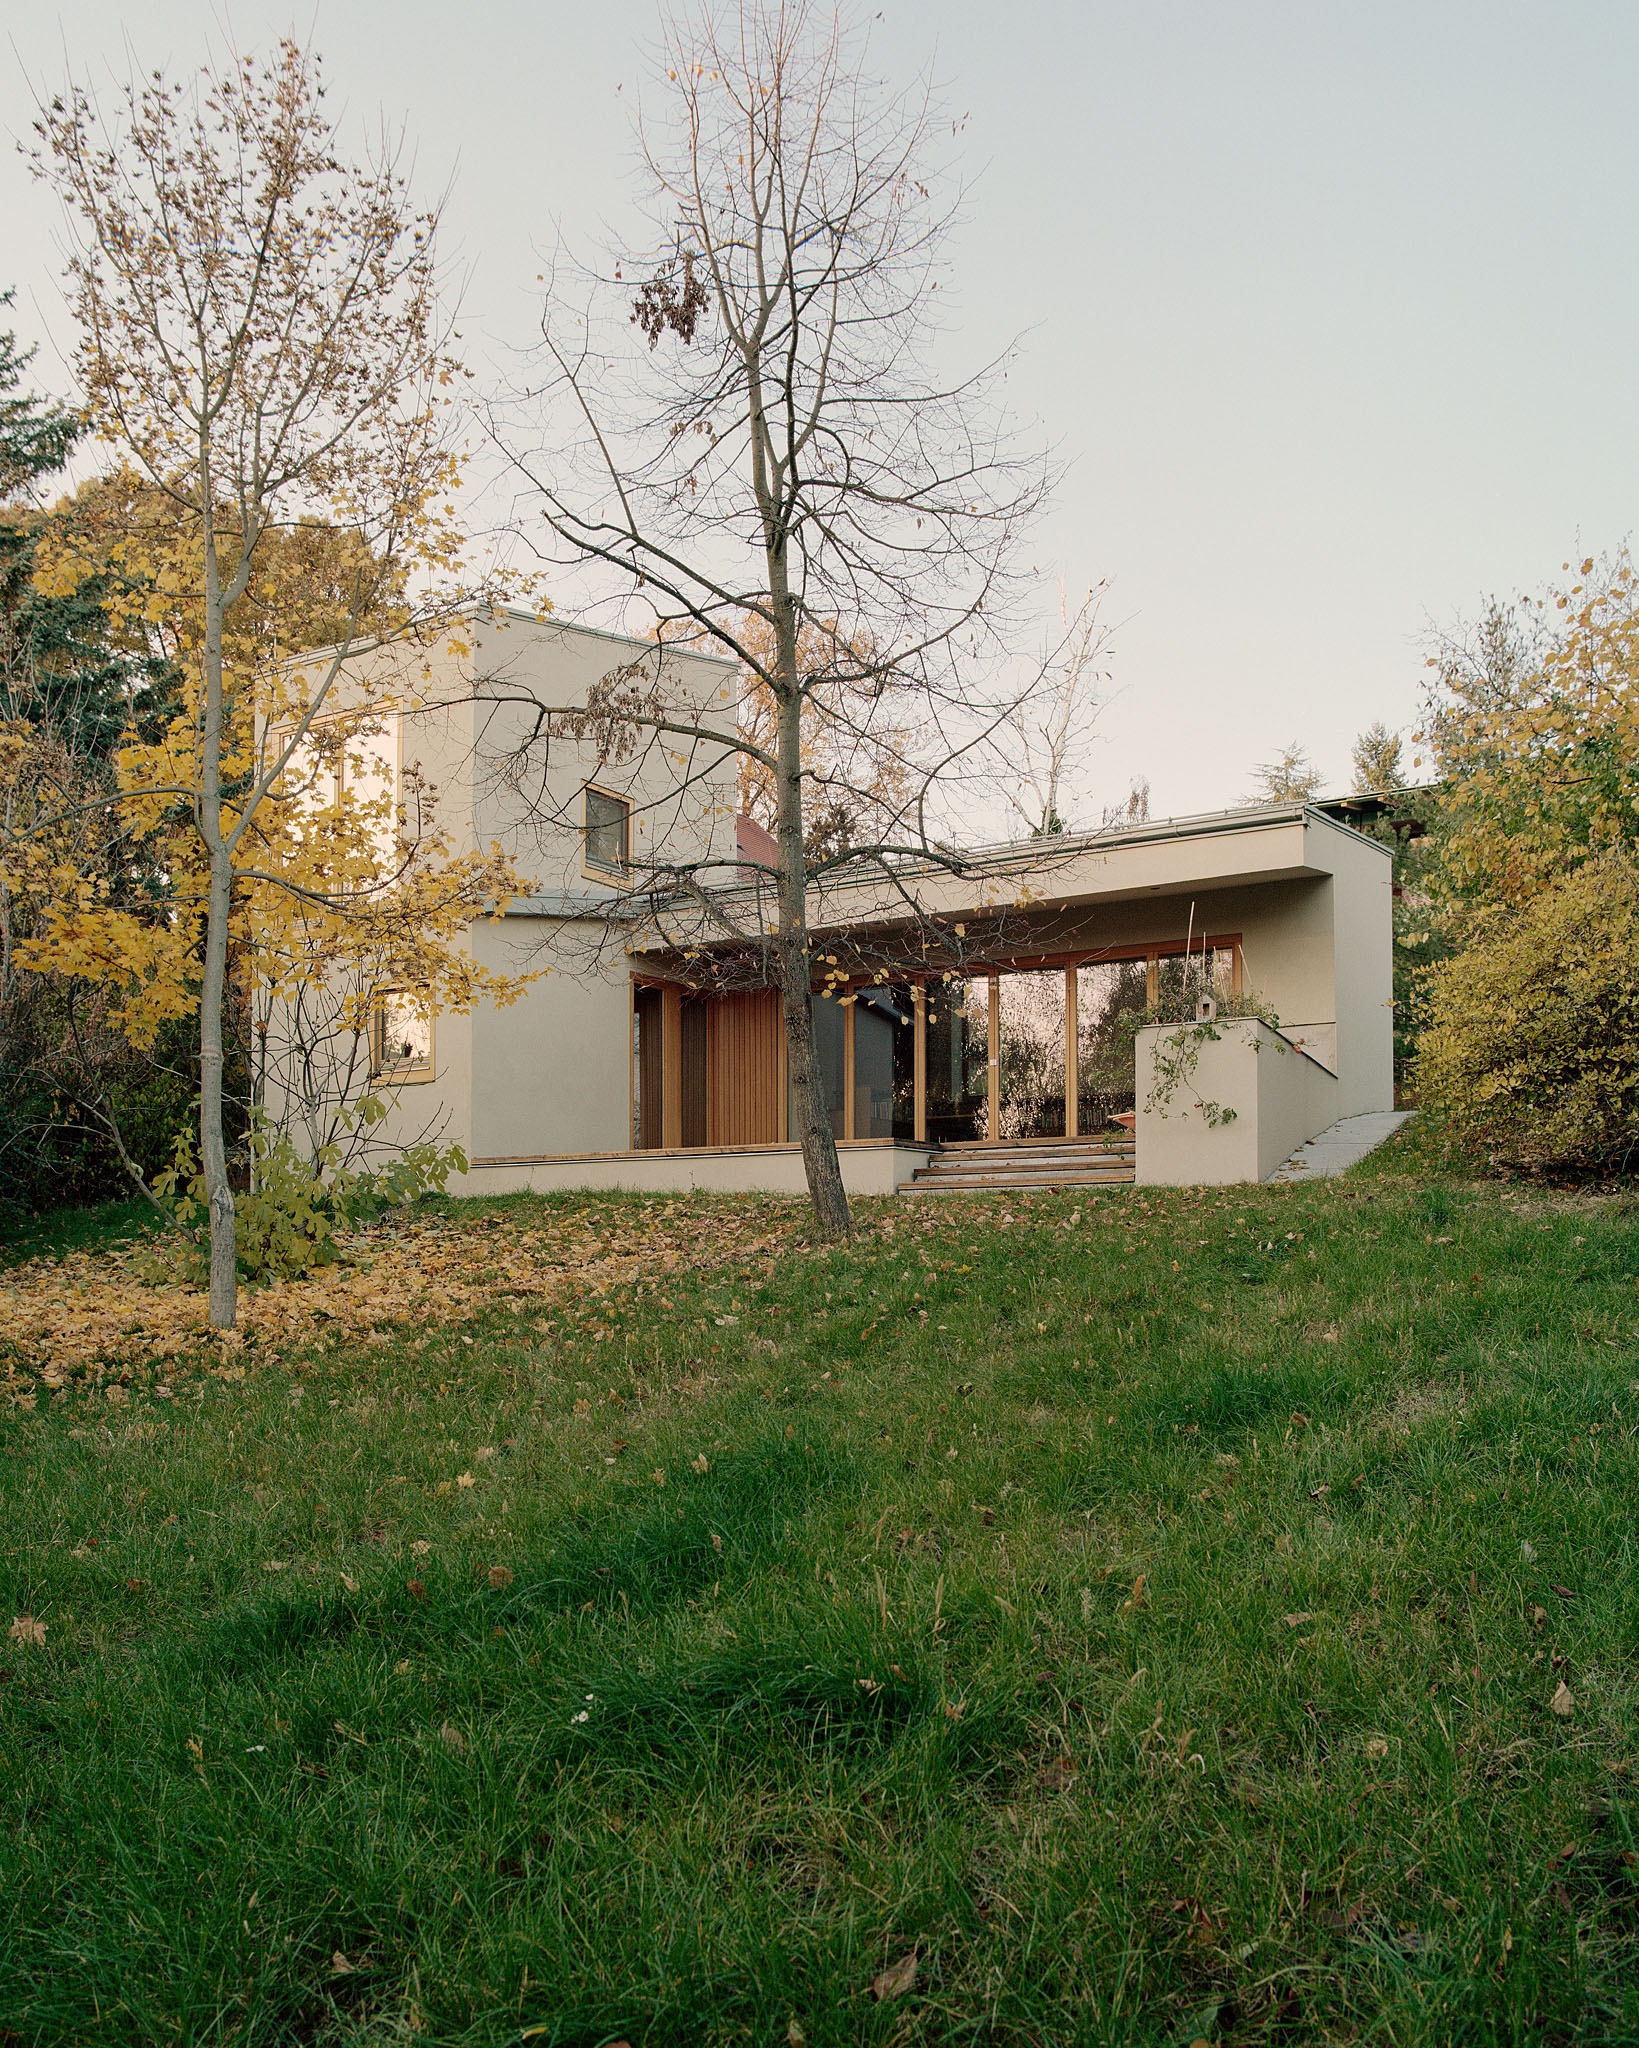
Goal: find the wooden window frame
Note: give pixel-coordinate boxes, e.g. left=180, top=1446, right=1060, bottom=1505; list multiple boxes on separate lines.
left=581, top=783, right=632, bottom=883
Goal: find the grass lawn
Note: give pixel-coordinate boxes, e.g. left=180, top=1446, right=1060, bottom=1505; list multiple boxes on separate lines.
left=3, top=1147, right=1637, bottom=2045
left=0, top=1194, right=166, bottom=1269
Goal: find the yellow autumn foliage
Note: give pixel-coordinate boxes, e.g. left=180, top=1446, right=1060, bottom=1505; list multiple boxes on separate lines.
left=1414, top=853, right=1639, bottom=1175
left=1427, top=552, right=1639, bottom=916
left=5, top=471, right=536, bottom=1054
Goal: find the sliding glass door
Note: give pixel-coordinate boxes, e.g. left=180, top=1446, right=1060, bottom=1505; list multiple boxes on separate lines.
left=1075, top=960, right=1149, bottom=1134
left=924, top=976, right=990, bottom=1141
left=996, top=970, right=1069, bottom=1139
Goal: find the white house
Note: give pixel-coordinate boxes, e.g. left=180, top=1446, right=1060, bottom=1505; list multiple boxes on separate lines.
left=279, top=610, right=1396, bottom=1194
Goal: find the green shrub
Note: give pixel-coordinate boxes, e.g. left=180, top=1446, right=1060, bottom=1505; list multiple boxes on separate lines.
left=155, top=1099, right=466, bottom=1282
left=1413, top=853, right=1639, bottom=1176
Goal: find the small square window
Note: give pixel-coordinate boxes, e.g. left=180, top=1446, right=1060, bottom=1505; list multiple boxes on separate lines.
left=372, top=990, right=433, bottom=1080
left=583, top=785, right=630, bottom=877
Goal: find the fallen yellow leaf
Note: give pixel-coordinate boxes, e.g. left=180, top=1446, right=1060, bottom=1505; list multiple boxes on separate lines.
left=869, top=1953, right=918, bottom=2001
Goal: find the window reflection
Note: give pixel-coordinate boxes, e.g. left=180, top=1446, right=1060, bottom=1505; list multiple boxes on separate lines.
left=924, top=976, right=990, bottom=1141
left=996, top=971, right=1067, bottom=1139
left=1075, top=960, right=1148, bottom=1132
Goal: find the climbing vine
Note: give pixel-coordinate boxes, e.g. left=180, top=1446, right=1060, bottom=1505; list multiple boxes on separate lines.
left=1137, top=991, right=1283, bottom=1124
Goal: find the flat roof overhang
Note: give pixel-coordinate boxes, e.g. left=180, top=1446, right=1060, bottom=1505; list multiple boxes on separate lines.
left=617, top=806, right=1386, bottom=982
left=794, top=808, right=1375, bottom=933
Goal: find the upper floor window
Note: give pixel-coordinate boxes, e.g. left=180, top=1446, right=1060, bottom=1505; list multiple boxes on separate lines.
left=583, top=785, right=630, bottom=878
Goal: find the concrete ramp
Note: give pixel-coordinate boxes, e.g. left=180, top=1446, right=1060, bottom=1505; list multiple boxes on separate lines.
left=1269, top=1110, right=1414, bottom=1182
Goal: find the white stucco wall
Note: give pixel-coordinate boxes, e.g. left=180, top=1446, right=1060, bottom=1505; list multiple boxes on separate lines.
left=465, top=614, right=740, bottom=894
left=284, top=608, right=741, bottom=885
left=1134, top=1018, right=1340, bottom=1185
left=265, top=611, right=739, bottom=1175
left=462, top=915, right=634, bottom=1163
left=1314, top=819, right=1395, bottom=1114
left=371, top=1003, right=475, bottom=1163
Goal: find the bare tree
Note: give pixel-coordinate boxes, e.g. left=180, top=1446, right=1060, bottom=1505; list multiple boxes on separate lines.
left=493, top=0, right=1051, bottom=1237
left=32, top=40, right=477, bottom=1326
left=728, top=606, right=924, bottom=861
left=1099, top=776, right=1150, bottom=831
left=986, top=581, right=1115, bottom=837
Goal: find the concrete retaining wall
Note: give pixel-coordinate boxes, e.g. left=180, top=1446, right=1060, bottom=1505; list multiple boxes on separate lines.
left=1134, top=1018, right=1339, bottom=1185
left=459, top=1142, right=932, bottom=1198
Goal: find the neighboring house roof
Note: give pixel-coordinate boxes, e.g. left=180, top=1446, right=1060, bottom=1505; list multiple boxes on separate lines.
left=734, top=812, right=780, bottom=873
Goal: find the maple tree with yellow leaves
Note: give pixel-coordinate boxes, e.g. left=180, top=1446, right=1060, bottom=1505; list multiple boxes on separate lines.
left=8, top=41, right=535, bottom=1326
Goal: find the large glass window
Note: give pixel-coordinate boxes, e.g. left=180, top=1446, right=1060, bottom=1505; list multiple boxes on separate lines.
left=1075, top=960, right=1149, bottom=1132
left=787, top=993, right=847, bottom=1139
left=924, top=976, right=990, bottom=1142
left=888, top=984, right=919, bottom=1141
left=853, top=986, right=914, bottom=1139
left=997, top=970, right=1067, bottom=1140
left=633, top=987, right=662, bottom=1148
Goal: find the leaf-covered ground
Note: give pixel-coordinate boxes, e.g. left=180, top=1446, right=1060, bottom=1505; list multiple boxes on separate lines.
left=0, top=1197, right=788, bottom=1393
left=2, top=1155, right=1638, bottom=2046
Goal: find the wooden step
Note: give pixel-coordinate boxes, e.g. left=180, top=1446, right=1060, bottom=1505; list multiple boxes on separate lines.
left=902, top=1166, right=1134, bottom=1195
left=901, top=1175, right=1133, bottom=1195
left=901, top=1177, right=1133, bottom=1195
left=911, top=1159, right=1130, bottom=1178
left=919, top=1157, right=1135, bottom=1173
left=910, top=1155, right=1133, bottom=1173
left=935, top=1137, right=1134, bottom=1155
left=899, top=1136, right=1136, bottom=1195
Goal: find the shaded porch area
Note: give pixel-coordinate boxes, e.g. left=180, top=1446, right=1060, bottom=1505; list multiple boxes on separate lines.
left=629, top=934, right=1241, bottom=1158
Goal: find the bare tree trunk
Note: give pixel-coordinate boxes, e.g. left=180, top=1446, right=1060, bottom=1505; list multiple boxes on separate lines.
left=199, top=845, right=237, bottom=1324
left=492, top=4, right=1050, bottom=1241
left=198, top=498, right=239, bottom=1328
left=771, top=590, right=850, bottom=1238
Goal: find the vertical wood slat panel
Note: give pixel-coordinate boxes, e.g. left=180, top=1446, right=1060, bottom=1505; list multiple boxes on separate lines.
left=681, top=1000, right=708, bottom=1147
left=707, top=990, right=783, bottom=1145
left=776, top=994, right=788, bottom=1140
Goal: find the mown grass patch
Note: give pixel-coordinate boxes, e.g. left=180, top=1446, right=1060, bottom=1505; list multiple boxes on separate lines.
left=2, top=1151, right=1637, bottom=2044
left=0, top=1193, right=165, bottom=1268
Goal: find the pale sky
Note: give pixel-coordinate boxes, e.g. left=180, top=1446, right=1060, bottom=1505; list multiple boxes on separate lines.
left=5, top=1, right=1635, bottom=819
